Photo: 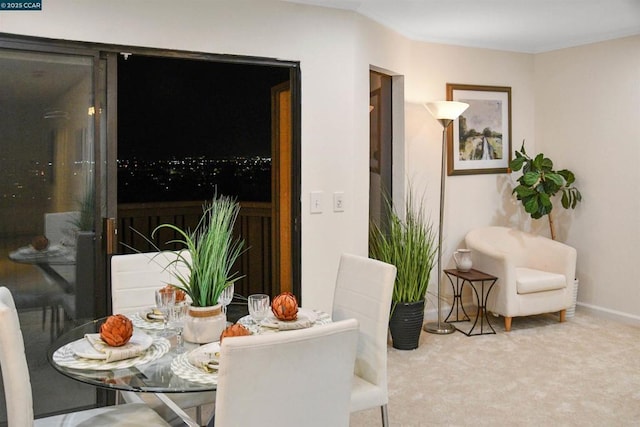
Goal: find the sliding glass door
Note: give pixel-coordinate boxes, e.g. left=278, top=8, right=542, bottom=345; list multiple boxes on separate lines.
left=0, top=41, right=106, bottom=419
left=0, top=34, right=302, bottom=420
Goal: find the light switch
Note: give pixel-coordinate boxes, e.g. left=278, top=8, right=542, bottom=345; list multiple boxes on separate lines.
left=310, top=191, right=323, bottom=214
left=333, top=192, right=345, bottom=212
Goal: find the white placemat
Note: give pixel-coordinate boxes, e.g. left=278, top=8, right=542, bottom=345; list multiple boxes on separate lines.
left=237, top=309, right=331, bottom=334
left=171, top=351, right=218, bottom=385
left=130, top=312, right=165, bottom=331
left=53, top=336, right=170, bottom=370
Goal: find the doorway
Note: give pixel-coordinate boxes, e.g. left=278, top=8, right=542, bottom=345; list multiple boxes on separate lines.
left=369, top=70, right=393, bottom=231
left=0, top=34, right=302, bottom=420
left=113, top=53, right=297, bottom=302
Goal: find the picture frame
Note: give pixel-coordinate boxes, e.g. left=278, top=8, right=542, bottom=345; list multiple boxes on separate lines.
left=446, top=83, right=512, bottom=175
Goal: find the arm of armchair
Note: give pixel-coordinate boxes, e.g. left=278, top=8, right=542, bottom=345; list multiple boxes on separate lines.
left=524, top=236, right=577, bottom=286
left=464, top=235, right=517, bottom=316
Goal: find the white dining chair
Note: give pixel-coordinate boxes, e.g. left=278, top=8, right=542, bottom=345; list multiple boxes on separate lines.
left=0, top=286, right=171, bottom=427
left=332, top=253, right=397, bottom=427
left=111, top=251, right=192, bottom=316
left=214, top=318, right=359, bottom=427
left=111, top=251, right=214, bottom=426
left=52, top=231, right=96, bottom=327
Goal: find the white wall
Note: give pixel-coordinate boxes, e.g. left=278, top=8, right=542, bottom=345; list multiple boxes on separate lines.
left=1, top=0, right=637, bottom=320
left=403, top=42, right=536, bottom=317
left=534, top=35, right=640, bottom=321
left=0, top=0, right=373, bottom=313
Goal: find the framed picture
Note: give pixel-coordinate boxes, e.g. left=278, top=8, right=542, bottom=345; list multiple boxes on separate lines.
left=446, top=83, right=512, bottom=175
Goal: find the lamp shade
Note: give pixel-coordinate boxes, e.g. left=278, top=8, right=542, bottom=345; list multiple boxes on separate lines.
left=424, top=101, right=469, bottom=120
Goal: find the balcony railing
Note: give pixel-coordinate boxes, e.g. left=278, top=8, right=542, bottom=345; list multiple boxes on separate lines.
left=117, top=201, right=274, bottom=297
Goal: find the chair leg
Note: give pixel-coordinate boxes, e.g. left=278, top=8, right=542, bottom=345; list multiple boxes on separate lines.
left=504, top=317, right=512, bottom=332
left=381, top=404, right=389, bottom=427
left=559, top=309, right=566, bottom=323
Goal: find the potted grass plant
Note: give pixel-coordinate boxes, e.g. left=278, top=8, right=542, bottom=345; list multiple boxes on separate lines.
left=153, top=194, right=245, bottom=343
left=369, top=191, right=438, bottom=350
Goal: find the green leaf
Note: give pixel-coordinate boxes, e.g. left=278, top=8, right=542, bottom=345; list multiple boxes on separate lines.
left=519, top=141, right=527, bottom=155
left=524, top=196, right=539, bottom=214
left=531, top=210, right=543, bottom=219
left=546, top=172, right=564, bottom=187
left=522, top=171, right=540, bottom=186
left=540, top=203, right=552, bottom=216
left=572, top=188, right=582, bottom=208
left=540, top=192, right=551, bottom=207
left=509, top=156, right=526, bottom=171
left=533, top=153, right=544, bottom=170
left=514, top=185, right=536, bottom=198
left=561, top=191, right=569, bottom=209
left=540, top=157, right=553, bottom=171
left=558, top=169, right=575, bottom=185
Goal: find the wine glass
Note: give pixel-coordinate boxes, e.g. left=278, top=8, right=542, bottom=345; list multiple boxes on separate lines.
left=170, top=302, right=189, bottom=353
left=155, top=288, right=176, bottom=336
left=218, top=283, right=234, bottom=315
left=248, top=294, right=270, bottom=325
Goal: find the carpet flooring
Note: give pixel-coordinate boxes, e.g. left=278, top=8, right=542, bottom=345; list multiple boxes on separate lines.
left=3, top=306, right=638, bottom=426
left=350, top=309, right=640, bottom=427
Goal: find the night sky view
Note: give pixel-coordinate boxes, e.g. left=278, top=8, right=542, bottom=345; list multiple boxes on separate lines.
left=117, top=54, right=289, bottom=203
left=117, top=54, right=290, bottom=160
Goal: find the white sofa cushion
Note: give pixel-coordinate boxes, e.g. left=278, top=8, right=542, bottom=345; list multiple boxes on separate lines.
left=516, top=267, right=566, bottom=294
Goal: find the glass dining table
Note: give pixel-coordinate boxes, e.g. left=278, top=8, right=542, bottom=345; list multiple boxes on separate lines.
left=47, top=316, right=216, bottom=395
left=47, top=307, right=332, bottom=400
left=9, top=244, right=76, bottom=293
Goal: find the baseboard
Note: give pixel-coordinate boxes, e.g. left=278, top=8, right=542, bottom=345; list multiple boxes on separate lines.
left=576, top=303, right=640, bottom=327
left=424, top=300, right=640, bottom=328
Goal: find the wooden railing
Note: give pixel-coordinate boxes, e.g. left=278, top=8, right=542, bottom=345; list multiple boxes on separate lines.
left=117, top=201, right=275, bottom=297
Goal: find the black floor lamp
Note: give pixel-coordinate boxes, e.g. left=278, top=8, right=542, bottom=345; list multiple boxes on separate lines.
left=423, top=101, right=469, bottom=335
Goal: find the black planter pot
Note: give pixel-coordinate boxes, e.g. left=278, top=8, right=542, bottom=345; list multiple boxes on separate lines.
left=389, top=299, right=425, bottom=350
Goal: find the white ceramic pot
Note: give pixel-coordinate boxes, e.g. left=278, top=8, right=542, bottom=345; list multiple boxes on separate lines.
left=566, top=278, right=579, bottom=318
left=183, top=304, right=226, bottom=344
left=453, top=249, right=472, bottom=272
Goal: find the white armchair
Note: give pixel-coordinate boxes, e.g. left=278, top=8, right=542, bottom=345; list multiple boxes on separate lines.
left=465, top=226, right=577, bottom=331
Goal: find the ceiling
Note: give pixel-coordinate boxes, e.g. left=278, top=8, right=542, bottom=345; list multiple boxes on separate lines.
left=285, top=0, right=640, bottom=53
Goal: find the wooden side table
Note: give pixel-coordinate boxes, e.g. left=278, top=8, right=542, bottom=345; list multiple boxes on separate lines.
left=443, top=268, right=498, bottom=336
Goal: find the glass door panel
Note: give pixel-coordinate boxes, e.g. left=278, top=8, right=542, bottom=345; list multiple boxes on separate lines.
left=0, top=46, right=101, bottom=419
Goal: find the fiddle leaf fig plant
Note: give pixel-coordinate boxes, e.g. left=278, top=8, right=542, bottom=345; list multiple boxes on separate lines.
left=510, top=141, right=582, bottom=240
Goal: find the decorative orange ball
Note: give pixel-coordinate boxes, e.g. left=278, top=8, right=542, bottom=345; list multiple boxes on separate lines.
left=31, top=235, right=49, bottom=251
left=174, top=288, right=186, bottom=302
left=161, top=285, right=186, bottom=302
left=219, top=323, right=250, bottom=343
left=100, top=314, right=134, bottom=347
left=271, top=292, right=298, bottom=321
